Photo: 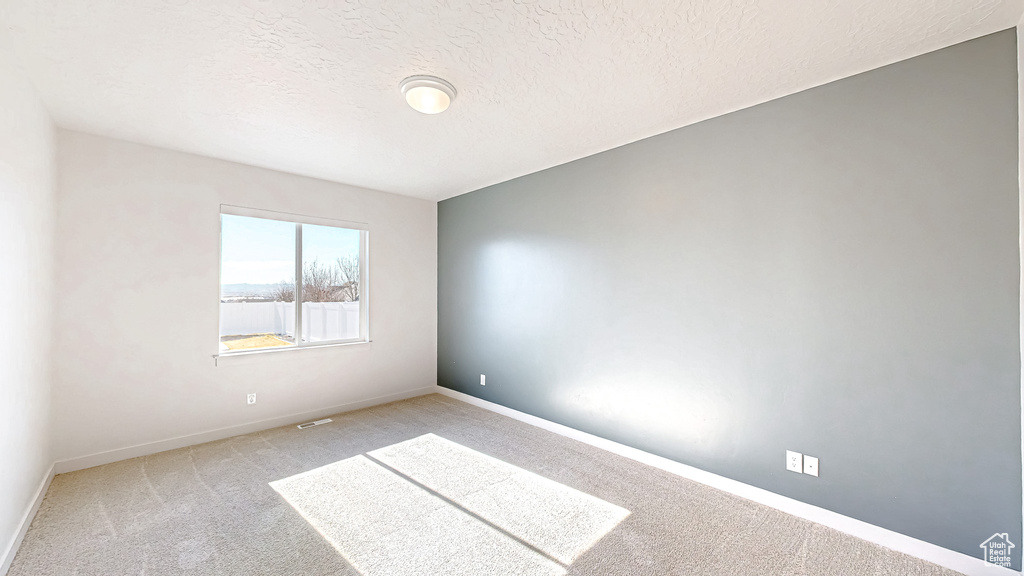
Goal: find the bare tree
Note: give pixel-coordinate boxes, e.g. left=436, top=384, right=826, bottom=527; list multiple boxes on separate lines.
left=271, top=281, right=294, bottom=302
left=336, top=255, right=360, bottom=302
left=269, top=257, right=358, bottom=303
left=302, top=259, right=342, bottom=303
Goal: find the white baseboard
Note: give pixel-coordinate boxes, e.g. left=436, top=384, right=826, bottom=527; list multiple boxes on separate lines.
left=6, top=387, right=435, bottom=572
left=0, top=463, right=55, bottom=576
left=436, top=387, right=1018, bottom=576
left=54, top=386, right=437, bottom=474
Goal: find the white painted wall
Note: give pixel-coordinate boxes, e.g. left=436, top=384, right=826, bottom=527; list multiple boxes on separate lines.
left=52, top=131, right=437, bottom=462
left=0, top=28, right=55, bottom=573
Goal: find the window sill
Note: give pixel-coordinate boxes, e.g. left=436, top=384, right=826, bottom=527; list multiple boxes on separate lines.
left=214, top=339, right=372, bottom=366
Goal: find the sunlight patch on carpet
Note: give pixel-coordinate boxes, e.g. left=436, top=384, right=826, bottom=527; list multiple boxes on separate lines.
left=270, top=455, right=564, bottom=576
left=368, top=434, right=630, bottom=564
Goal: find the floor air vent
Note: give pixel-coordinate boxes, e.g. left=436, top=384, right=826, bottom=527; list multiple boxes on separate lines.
left=297, top=418, right=333, bottom=429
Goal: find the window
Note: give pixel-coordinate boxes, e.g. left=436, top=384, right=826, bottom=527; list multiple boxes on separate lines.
left=218, top=206, right=368, bottom=354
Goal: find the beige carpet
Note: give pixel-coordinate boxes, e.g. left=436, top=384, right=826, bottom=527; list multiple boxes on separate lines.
left=10, top=394, right=964, bottom=575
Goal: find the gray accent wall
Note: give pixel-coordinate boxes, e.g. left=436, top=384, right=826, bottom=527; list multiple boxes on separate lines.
left=438, top=30, right=1021, bottom=566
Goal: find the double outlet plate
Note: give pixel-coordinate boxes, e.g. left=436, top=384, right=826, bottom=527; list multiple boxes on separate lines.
left=786, top=450, right=818, bottom=477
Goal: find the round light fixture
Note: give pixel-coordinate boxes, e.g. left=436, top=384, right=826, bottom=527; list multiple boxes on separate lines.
left=401, top=75, right=456, bottom=114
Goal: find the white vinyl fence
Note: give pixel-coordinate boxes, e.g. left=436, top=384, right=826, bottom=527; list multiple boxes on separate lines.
left=220, top=301, right=360, bottom=342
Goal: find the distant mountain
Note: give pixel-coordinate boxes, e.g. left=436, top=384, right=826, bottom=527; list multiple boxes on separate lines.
left=221, top=283, right=281, bottom=297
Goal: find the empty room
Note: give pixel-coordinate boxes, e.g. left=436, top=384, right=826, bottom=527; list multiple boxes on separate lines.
left=1, top=1, right=1022, bottom=575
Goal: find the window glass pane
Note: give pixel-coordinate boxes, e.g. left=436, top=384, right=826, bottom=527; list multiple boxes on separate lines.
left=220, top=215, right=296, bottom=351
left=300, top=223, right=361, bottom=343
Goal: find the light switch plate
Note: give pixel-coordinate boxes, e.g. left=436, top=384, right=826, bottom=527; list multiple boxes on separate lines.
left=786, top=450, right=803, bottom=473
left=803, top=455, right=819, bottom=477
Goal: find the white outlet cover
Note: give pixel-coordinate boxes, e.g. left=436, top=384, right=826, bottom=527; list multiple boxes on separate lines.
left=480, top=374, right=486, bottom=386
left=803, top=455, right=819, bottom=477
left=786, top=450, right=803, bottom=473
left=247, top=393, right=257, bottom=405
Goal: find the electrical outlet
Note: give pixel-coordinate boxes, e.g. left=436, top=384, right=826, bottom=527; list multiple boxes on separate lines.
left=786, top=450, right=803, bottom=473
left=247, top=393, right=257, bottom=405
left=480, top=374, right=486, bottom=386
left=803, top=455, right=819, bottom=477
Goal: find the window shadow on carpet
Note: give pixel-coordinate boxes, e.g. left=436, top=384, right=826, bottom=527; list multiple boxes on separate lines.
left=270, top=433, right=630, bottom=576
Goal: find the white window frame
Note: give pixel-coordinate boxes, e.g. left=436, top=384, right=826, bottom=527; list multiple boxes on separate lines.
left=217, top=205, right=369, bottom=357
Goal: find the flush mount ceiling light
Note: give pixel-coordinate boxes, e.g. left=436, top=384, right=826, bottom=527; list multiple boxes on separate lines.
left=401, top=75, right=456, bottom=114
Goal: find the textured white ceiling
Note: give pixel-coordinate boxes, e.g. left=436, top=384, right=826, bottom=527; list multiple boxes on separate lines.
left=3, top=0, right=1021, bottom=200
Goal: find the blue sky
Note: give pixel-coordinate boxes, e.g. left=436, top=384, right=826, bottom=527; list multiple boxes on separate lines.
left=221, top=215, right=360, bottom=285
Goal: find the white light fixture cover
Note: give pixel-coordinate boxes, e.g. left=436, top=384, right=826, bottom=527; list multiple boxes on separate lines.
left=401, top=75, right=456, bottom=114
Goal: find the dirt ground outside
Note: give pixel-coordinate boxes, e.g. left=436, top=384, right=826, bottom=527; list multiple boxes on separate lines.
left=220, top=333, right=292, bottom=350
